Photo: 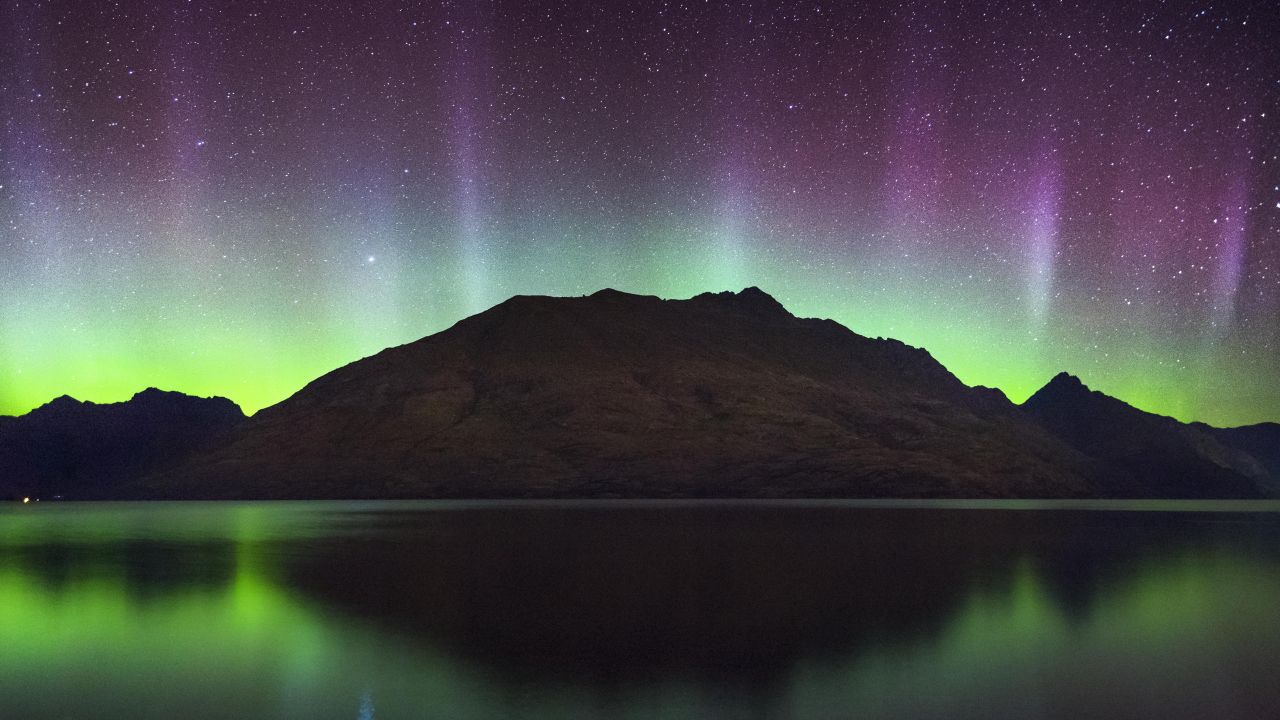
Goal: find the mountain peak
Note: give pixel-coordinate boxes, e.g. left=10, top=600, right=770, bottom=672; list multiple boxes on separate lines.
left=692, top=287, right=790, bottom=316
left=1023, top=372, right=1101, bottom=413
left=1022, top=370, right=1267, bottom=497
left=130, top=387, right=215, bottom=405
left=46, top=394, right=83, bottom=407
left=588, top=287, right=641, bottom=300
left=737, top=285, right=783, bottom=304
left=1045, top=371, right=1088, bottom=392
left=29, top=394, right=87, bottom=416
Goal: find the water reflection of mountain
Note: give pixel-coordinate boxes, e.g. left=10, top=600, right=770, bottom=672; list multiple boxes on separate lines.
left=275, top=504, right=1280, bottom=679
left=4, top=503, right=1280, bottom=719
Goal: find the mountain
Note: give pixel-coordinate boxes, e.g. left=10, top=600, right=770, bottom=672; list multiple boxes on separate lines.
left=142, top=287, right=1255, bottom=500
left=8, top=289, right=1274, bottom=501
left=0, top=389, right=245, bottom=500
left=1022, top=373, right=1267, bottom=498
left=1198, top=423, right=1280, bottom=496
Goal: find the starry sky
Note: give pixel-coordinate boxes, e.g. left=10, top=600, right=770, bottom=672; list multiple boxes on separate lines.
left=1, top=0, right=1277, bottom=426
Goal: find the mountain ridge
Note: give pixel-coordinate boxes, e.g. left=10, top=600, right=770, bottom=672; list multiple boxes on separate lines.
left=3, top=288, right=1275, bottom=500
left=137, top=288, right=1270, bottom=499
left=0, top=388, right=245, bottom=500
left=1023, top=370, right=1270, bottom=498
left=5, top=292, right=1267, bottom=431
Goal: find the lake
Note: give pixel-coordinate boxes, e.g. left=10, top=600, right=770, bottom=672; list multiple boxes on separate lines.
left=2, top=500, right=1279, bottom=719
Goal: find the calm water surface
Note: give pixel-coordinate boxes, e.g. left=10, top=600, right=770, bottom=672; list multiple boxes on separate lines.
left=2, top=500, right=1280, bottom=719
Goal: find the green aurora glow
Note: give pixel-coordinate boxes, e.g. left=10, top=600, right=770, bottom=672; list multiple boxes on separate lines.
left=2, top=232, right=1275, bottom=426
left=3, top=1, right=1277, bottom=427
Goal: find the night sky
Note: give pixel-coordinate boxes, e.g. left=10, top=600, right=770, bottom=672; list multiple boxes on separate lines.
left=1, top=0, right=1277, bottom=426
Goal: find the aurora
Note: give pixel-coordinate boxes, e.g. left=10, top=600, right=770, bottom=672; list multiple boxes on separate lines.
left=1, top=0, right=1276, bottom=426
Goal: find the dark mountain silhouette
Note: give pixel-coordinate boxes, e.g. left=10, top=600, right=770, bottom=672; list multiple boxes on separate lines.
left=1197, top=422, right=1280, bottom=496
left=1021, top=373, right=1268, bottom=498
left=5, top=289, right=1274, bottom=500
left=0, top=389, right=245, bottom=500
left=131, top=288, right=1271, bottom=499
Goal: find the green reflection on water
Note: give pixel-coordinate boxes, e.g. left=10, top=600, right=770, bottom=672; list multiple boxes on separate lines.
left=1, top=502, right=1279, bottom=719
left=785, top=553, right=1280, bottom=719
left=0, top=504, right=485, bottom=719
left=1, top=534, right=354, bottom=716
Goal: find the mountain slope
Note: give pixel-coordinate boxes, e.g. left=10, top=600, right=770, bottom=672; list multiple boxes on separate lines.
left=1198, top=423, right=1280, bottom=496
left=146, top=288, right=1101, bottom=499
left=0, top=389, right=245, bottom=500
left=1022, top=373, right=1266, bottom=498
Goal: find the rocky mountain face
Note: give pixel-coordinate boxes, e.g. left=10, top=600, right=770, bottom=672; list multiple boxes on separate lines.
left=138, top=288, right=1271, bottom=499
left=0, top=389, right=245, bottom=500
